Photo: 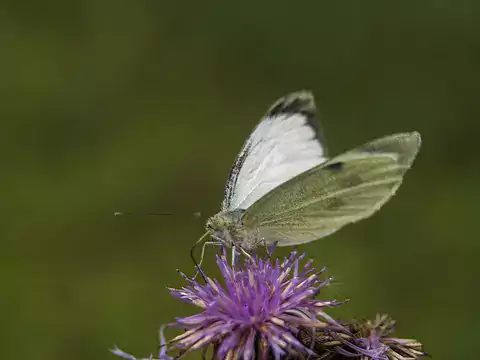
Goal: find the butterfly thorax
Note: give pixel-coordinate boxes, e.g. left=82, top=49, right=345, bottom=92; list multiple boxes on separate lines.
left=206, top=209, right=259, bottom=250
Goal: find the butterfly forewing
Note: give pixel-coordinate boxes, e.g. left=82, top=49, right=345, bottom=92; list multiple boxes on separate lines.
left=241, top=132, right=421, bottom=246
left=222, top=91, right=328, bottom=211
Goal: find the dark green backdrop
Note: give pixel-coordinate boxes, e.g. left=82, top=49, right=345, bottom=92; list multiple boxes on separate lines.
left=2, top=1, right=479, bottom=359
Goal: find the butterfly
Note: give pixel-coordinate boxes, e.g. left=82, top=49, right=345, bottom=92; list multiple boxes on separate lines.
left=199, top=90, right=421, bottom=257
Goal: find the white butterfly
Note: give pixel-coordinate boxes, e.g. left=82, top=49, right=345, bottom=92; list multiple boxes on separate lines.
left=201, top=91, right=421, bottom=253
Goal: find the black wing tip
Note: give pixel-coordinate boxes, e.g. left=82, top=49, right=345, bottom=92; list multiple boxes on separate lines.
left=266, top=90, right=316, bottom=117
left=265, top=90, right=328, bottom=156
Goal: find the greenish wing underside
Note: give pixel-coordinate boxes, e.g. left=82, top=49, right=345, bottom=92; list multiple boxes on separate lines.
left=242, top=132, right=421, bottom=246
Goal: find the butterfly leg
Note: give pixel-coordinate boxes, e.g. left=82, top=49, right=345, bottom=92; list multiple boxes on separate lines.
left=190, top=231, right=210, bottom=267
left=230, top=246, right=255, bottom=267
left=191, top=231, right=222, bottom=281
left=239, top=246, right=253, bottom=261
left=253, top=238, right=277, bottom=260
left=193, top=241, right=223, bottom=281
left=266, top=240, right=278, bottom=260
left=231, top=246, right=237, bottom=268
left=230, top=246, right=251, bottom=267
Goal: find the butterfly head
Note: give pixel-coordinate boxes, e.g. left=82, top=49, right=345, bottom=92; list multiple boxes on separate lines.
left=206, top=209, right=246, bottom=247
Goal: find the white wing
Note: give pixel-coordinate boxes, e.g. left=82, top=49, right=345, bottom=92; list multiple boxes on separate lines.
left=222, top=91, right=328, bottom=211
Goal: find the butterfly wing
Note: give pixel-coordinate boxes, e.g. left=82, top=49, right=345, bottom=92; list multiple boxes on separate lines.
left=242, top=132, right=421, bottom=246
left=222, top=91, right=328, bottom=211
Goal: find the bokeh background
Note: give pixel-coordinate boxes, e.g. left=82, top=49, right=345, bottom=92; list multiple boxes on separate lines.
left=2, top=1, right=479, bottom=359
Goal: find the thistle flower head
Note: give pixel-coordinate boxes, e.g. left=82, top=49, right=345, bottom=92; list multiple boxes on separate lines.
left=111, top=254, right=427, bottom=360
left=298, top=314, right=427, bottom=359
left=169, top=251, right=344, bottom=359
left=343, top=314, right=427, bottom=360
left=110, top=326, right=173, bottom=360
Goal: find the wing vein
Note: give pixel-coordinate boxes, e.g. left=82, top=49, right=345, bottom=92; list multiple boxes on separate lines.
left=257, top=176, right=403, bottom=226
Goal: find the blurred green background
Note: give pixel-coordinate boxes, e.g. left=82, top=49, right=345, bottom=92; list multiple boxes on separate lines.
left=1, top=1, right=479, bottom=359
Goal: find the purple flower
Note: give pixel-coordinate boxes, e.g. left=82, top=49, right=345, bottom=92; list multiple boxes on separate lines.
left=168, top=251, right=344, bottom=359
left=111, top=326, right=173, bottom=360
left=111, top=253, right=427, bottom=360
left=298, top=314, right=427, bottom=359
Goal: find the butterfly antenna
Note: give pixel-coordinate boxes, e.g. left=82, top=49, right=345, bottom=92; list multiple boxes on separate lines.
left=114, top=211, right=174, bottom=216
left=114, top=211, right=202, bottom=218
